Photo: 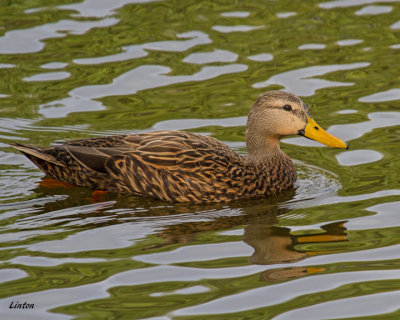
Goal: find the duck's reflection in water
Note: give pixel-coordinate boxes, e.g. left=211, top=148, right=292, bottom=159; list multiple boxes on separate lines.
left=245, top=219, right=347, bottom=281
left=146, top=190, right=349, bottom=283
left=35, top=181, right=348, bottom=282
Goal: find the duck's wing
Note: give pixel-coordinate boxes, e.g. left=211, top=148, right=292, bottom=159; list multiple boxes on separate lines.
left=62, top=131, right=246, bottom=202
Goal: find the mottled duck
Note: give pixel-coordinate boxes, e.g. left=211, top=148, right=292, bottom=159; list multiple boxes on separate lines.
left=12, top=91, right=347, bottom=203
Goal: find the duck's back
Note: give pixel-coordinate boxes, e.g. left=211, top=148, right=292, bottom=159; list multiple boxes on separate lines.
left=74, top=130, right=249, bottom=202
left=15, top=131, right=270, bottom=202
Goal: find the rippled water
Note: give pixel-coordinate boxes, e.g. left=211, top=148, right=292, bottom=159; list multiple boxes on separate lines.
left=1, top=0, right=400, bottom=319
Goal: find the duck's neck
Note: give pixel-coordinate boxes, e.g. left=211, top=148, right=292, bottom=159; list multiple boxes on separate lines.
left=245, top=134, right=283, bottom=165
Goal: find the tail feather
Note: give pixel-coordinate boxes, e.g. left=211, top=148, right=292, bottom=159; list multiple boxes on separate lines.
left=11, top=143, right=65, bottom=167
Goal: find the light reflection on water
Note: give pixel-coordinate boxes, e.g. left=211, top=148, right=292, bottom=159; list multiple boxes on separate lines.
left=252, top=62, right=370, bottom=96
left=0, top=18, right=119, bottom=54
left=73, top=31, right=212, bottom=65
left=39, top=63, right=248, bottom=118
left=0, top=0, right=400, bottom=319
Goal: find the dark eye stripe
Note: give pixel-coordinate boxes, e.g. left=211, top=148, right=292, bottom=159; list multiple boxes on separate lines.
left=269, top=106, right=305, bottom=120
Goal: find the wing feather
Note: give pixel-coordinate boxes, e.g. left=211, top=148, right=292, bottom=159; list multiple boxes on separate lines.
left=39, top=131, right=247, bottom=201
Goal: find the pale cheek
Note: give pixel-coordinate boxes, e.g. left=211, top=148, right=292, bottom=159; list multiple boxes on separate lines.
left=293, top=118, right=304, bottom=130
left=282, top=118, right=300, bottom=135
left=277, top=126, right=294, bottom=136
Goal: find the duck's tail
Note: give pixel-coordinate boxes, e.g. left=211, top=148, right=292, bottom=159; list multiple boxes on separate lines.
left=11, top=143, right=65, bottom=167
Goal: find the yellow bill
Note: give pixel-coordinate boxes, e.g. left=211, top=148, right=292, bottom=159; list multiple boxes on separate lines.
left=299, top=116, right=348, bottom=149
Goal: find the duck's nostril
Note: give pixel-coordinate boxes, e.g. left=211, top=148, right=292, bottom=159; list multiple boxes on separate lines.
left=314, top=126, right=319, bottom=131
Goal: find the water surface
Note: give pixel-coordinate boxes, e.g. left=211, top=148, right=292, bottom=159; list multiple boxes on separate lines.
left=1, top=0, right=400, bottom=319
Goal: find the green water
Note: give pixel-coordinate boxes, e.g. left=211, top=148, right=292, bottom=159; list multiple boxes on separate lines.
left=1, top=0, right=400, bottom=319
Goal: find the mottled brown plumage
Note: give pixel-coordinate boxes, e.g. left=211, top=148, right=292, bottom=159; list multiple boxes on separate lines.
left=12, top=91, right=347, bottom=203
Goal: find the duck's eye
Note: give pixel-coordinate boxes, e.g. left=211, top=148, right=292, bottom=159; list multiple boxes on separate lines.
left=283, top=104, right=292, bottom=111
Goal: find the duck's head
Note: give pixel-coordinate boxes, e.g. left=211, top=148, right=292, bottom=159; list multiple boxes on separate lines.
left=246, top=91, right=347, bottom=160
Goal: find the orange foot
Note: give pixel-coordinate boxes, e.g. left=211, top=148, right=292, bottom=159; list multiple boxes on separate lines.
left=39, top=178, right=76, bottom=189
left=91, top=190, right=108, bottom=203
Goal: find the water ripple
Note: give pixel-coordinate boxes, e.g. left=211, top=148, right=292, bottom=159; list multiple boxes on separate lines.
left=134, top=241, right=252, bottom=264
left=346, top=201, right=400, bottom=230
left=0, top=269, right=27, bottom=284
left=359, top=88, right=400, bottom=102
left=252, top=62, right=370, bottom=96
left=152, top=116, right=246, bottom=131
left=23, top=72, right=71, bottom=82
left=183, top=49, right=238, bottom=64
left=335, top=149, right=383, bottom=166
left=391, top=19, right=400, bottom=29
left=173, top=270, right=400, bottom=316
left=319, top=0, right=395, bottom=9
left=336, top=39, right=364, bottom=46
left=28, top=222, right=154, bottom=253
left=57, top=0, right=164, bottom=18
left=276, top=290, right=400, bottom=320
left=39, top=64, right=247, bottom=118
left=276, top=12, right=297, bottom=18
left=0, top=18, right=118, bottom=54
left=355, top=5, right=393, bottom=15
left=40, top=62, right=68, bottom=69
left=248, top=53, right=274, bottom=61
left=221, top=11, right=250, bottom=18
left=284, top=189, right=400, bottom=209
left=212, top=25, right=264, bottom=33
left=74, top=31, right=211, bottom=65
left=298, top=43, right=326, bottom=50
